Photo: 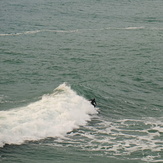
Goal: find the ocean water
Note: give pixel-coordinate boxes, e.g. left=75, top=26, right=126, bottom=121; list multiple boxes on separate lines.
left=0, top=0, right=163, bottom=162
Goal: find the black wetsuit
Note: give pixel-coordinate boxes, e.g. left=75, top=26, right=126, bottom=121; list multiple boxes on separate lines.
left=90, top=98, right=96, bottom=107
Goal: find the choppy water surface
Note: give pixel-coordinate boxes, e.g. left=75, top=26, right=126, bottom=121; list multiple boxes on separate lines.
left=1, top=0, right=163, bottom=162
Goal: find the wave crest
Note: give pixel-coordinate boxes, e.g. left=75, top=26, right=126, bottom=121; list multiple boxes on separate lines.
left=0, top=83, right=97, bottom=147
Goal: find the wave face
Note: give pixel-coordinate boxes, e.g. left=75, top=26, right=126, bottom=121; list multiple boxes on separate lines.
left=0, top=83, right=97, bottom=147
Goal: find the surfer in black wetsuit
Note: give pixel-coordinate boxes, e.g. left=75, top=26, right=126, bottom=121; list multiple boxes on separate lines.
left=90, top=98, right=96, bottom=107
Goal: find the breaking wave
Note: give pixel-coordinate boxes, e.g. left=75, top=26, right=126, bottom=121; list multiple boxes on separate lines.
left=0, top=83, right=97, bottom=147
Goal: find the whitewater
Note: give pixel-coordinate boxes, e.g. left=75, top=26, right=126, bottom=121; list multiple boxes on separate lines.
left=0, top=83, right=97, bottom=147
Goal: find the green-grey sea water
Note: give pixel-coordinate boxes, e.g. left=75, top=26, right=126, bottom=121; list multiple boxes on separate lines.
left=1, top=0, right=163, bottom=162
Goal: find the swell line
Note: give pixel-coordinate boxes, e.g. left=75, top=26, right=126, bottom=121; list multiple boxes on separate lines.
left=1, top=27, right=163, bottom=36
left=0, top=29, right=80, bottom=36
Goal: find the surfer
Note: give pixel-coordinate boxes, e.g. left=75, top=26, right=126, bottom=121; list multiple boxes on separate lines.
left=90, top=98, right=96, bottom=107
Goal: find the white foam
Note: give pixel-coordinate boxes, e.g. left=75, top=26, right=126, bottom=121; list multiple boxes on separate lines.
left=52, top=117, right=163, bottom=162
left=2, top=27, right=163, bottom=37
left=0, top=29, right=79, bottom=36
left=125, top=26, right=145, bottom=30
left=0, top=83, right=97, bottom=147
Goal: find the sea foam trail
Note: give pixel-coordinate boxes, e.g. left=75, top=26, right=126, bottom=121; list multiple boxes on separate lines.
left=0, top=29, right=79, bottom=36
left=1, top=27, right=163, bottom=37
left=0, top=83, right=97, bottom=147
